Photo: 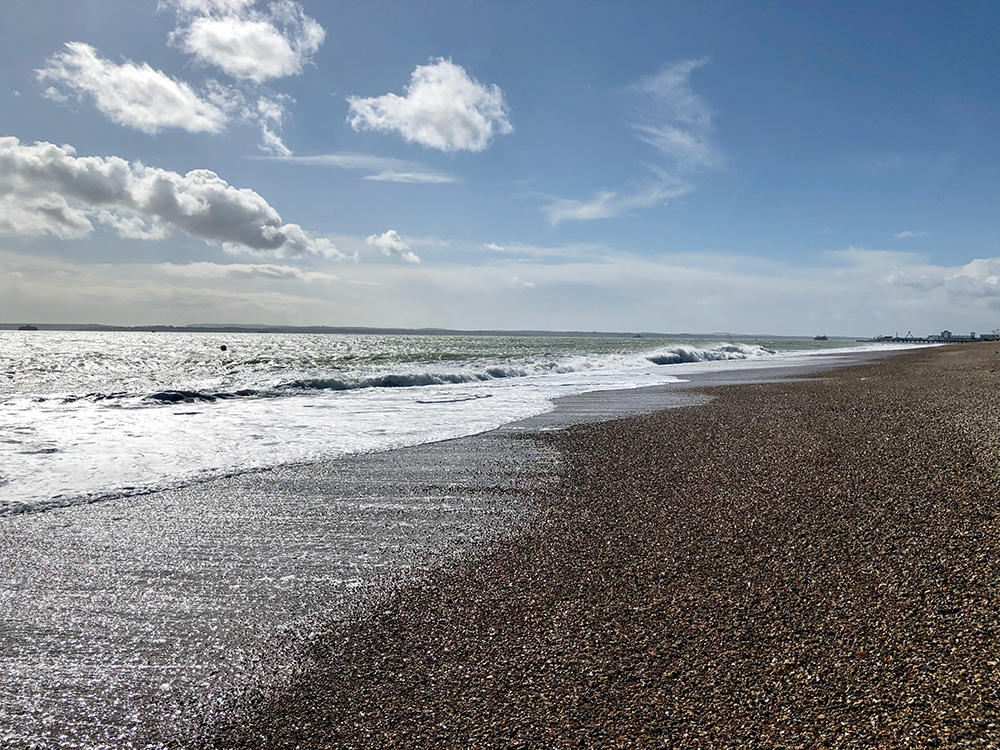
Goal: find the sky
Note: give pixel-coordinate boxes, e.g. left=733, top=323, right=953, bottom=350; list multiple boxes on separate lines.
left=3, top=0, right=1000, bottom=336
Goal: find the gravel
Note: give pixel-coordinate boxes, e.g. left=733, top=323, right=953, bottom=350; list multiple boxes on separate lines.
left=203, top=344, right=1000, bottom=749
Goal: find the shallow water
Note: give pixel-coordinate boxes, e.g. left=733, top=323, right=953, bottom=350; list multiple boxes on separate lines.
left=0, top=432, right=558, bottom=749
left=0, top=331, right=871, bottom=515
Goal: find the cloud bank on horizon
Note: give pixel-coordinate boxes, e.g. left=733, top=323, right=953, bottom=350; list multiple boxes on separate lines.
left=4, top=0, right=1000, bottom=335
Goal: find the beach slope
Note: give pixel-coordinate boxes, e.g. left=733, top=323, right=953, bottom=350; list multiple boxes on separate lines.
left=208, top=344, right=1000, bottom=748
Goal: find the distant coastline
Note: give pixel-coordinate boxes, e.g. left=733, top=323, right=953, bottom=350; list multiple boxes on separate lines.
left=0, top=322, right=857, bottom=341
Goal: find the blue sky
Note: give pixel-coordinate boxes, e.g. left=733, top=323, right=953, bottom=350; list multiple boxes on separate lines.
left=3, top=0, right=1000, bottom=335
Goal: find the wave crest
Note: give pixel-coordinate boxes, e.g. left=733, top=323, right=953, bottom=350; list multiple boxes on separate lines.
left=279, top=363, right=545, bottom=392
left=647, top=343, right=775, bottom=365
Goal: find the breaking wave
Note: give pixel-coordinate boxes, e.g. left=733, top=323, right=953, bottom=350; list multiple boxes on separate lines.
left=27, top=344, right=783, bottom=407
left=647, top=343, right=776, bottom=365
left=279, top=365, right=545, bottom=392
left=38, top=361, right=585, bottom=406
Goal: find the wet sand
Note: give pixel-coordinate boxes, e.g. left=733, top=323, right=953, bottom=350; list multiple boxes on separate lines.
left=202, top=344, right=1000, bottom=748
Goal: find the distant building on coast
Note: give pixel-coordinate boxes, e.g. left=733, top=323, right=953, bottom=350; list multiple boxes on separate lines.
left=864, top=329, right=1000, bottom=343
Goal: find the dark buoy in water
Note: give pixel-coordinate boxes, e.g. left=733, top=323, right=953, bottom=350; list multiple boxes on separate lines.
left=220, top=345, right=227, bottom=351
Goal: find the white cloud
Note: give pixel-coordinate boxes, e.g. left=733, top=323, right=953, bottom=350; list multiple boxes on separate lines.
left=894, top=230, right=928, bottom=239
left=97, top=209, right=169, bottom=240
left=0, top=194, right=93, bottom=239
left=883, top=256, right=1000, bottom=302
left=168, top=0, right=325, bottom=83
left=472, top=241, right=609, bottom=262
left=37, top=43, right=229, bottom=134
left=543, top=181, right=691, bottom=226
left=41, top=86, right=67, bottom=103
left=630, top=57, right=721, bottom=171
left=347, top=58, right=513, bottom=152
left=169, top=0, right=257, bottom=14
left=259, top=124, right=291, bottom=156
left=366, top=229, right=421, bottom=263
left=256, top=96, right=292, bottom=156
left=0, top=136, right=341, bottom=258
left=158, top=261, right=335, bottom=281
left=363, top=171, right=456, bottom=184
left=261, top=152, right=459, bottom=184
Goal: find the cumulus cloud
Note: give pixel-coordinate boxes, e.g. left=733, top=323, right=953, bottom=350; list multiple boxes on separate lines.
left=0, top=194, right=92, bottom=239
left=366, top=229, right=420, bottom=263
left=347, top=58, right=513, bottom=152
left=37, top=4, right=320, bottom=148
left=0, top=136, right=341, bottom=258
left=894, top=230, right=928, bottom=239
left=158, top=261, right=335, bottom=281
left=482, top=242, right=505, bottom=252
left=167, top=0, right=325, bottom=83
left=37, top=43, right=229, bottom=134
left=262, top=152, right=459, bottom=184
left=97, top=209, right=169, bottom=240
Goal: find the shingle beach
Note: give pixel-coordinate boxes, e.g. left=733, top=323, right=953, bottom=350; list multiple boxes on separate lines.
left=204, top=344, right=1000, bottom=749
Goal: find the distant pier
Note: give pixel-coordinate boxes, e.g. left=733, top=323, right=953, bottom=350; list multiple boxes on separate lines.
left=859, top=335, right=997, bottom=345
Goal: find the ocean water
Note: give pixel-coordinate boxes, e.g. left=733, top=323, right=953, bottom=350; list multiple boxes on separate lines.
left=1, top=330, right=899, bottom=516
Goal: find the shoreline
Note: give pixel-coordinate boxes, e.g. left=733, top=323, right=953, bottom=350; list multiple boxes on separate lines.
left=0, top=346, right=946, bottom=748
left=1, top=345, right=899, bottom=520
left=505, top=346, right=903, bottom=433
left=202, top=344, right=1000, bottom=748
left=0, top=431, right=561, bottom=749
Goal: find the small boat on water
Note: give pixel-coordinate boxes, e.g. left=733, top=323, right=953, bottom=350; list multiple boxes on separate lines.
left=18, top=324, right=38, bottom=331
left=813, top=335, right=828, bottom=341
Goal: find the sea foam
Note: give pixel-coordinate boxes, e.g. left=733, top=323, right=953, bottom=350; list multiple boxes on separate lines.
left=0, top=331, right=912, bottom=516
left=647, top=342, right=776, bottom=365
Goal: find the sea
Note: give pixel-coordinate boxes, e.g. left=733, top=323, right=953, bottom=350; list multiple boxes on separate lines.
left=1, top=330, right=906, bottom=517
